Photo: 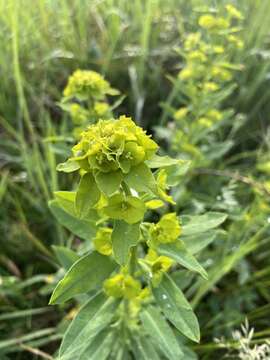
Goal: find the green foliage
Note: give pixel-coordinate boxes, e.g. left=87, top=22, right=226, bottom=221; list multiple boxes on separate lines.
left=50, top=252, right=117, bottom=304
left=1, top=0, right=270, bottom=358
left=47, top=111, right=227, bottom=359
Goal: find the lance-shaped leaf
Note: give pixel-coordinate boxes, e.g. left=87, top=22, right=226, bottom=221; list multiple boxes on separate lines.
left=140, top=306, right=183, bottom=360
left=49, top=252, right=117, bottom=304
left=133, top=336, right=161, bottom=360
left=158, top=241, right=208, bottom=280
left=112, top=221, right=140, bottom=265
left=124, top=163, right=157, bottom=194
left=59, top=292, right=119, bottom=359
left=152, top=274, right=200, bottom=343
left=76, top=173, right=100, bottom=218
left=181, top=212, right=227, bottom=236
left=181, top=230, right=217, bottom=254
left=52, top=246, right=79, bottom=270
left=49, top=191, right=98, bottom=240
left=60, top=328, right=116, bottom=360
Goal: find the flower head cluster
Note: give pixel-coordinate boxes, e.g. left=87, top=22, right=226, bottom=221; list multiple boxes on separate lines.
left=145, top=249, right=174, bottom=286
left=71, top=116, right=158, bottom=174
left=172, top=4, right=244, bottom=159
left=63, top=69, right=118, bottom=100
left=150, top=213, right=181, bottom=246
left=93, top=227, right=112, bottom=255
left=104, top=273, right=141, bottom=300
left=60, top=70, right=120, bottom=137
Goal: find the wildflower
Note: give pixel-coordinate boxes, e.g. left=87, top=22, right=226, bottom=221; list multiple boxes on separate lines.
left=211, top=66, right=232, bottom=81
left=150, top=213, right=181, bottom=245
left=187, top=50, right=207, bottom=63
left=178, top=66, right=193, bottom=80
left=215, top=17, right=230, bottom=30
left=203, top=82, right=219, bottom=92
left=198, top=15, right=216, bottom=29
left=213, top=46, right=225, bottom=54
left=198, top=15, right=229, bottom=30
left=93, top=227, right=112, bottom=255
left=184, top=33, right=201, bottom=51
left=226, top=4, right=244, bottom=20
left=207, top=109, right=223, bottom=122
left=103, top=193, right=146, bottom=224
left=174, top=107, right=189, bottom=121
left=227, top=35, right=244, bottom=49
left=93, top=102, right=110, bottom=117
left=104, top=273, right=141, bottom=299
left=145, top=249, right=174, bottom=286
left=63, top=69, right=118, bottom=99
left=198, top=117, right=213, bottom=128
left=67, top=116, right=158, bottom=174
left=129, top=287, right=151, bottom=318
left=179, top=65, right=205, bottom=81
left=70, top=103, right=88, bottom=125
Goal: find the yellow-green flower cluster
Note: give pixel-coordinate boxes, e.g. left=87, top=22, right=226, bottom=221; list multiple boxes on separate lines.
left=172, top=4, right=244, bottom=158
left=71, top=116, right=158, bottom=174
left=145, top=249, right=174, bottom=286
left=63, top=69, right=118, bottom=100
left=93, top=227, right=112, bottom=255
left=104, top=273, right=141, bottom=300
left=149, top=213, right=181, bottom=246
left=61, top=69, right=120, bottom=137
left=58, top=116, right=163, bottom=224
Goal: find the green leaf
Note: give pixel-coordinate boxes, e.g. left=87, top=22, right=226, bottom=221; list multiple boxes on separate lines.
left=152, top=273, right=200, bottom=343
left=133, top=337, right=161, bottom=360
left=49, top=199, right=97, bottom=241
left=140, top=306, right=183, bottom=360
left=57, top=159, right=80, bottom=173
left=182, top=231, right=217, bottom=254
left=52, top=246, right=79, bottom=270
left=54, top=191, right=77, bottom=213
left=112, top=221, right=140, bottom=265
left=59, top=292, right=119, bottom=359
left=124, top=163, right=157, bottom=194
left=166, top=162, right=191, bottom=186
left=158, top=241, right=208, bottom=279
left=67, top=328, right=115, bottom=360
left=181, top=212, right=227, bottom=236
left=95, top=170, right=123, bottom=196
left=76, top=173, right=100, bottom=218
left=146, top=154, right=186, bottom=168
left=49, top=252, right=117, bottom=304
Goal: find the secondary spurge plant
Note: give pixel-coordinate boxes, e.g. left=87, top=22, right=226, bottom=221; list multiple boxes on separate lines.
left=50, top=115, right=227, bottom=359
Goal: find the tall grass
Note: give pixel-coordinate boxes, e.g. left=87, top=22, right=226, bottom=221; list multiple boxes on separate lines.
left=0, top=0, right=270, bottom=358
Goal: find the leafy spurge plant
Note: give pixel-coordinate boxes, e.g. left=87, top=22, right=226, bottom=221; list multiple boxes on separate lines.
left=60, top=69, right=121, bottom=138
left=49, top=94, right=227, bottom=360
left=160, top=4, right=245, bottom=166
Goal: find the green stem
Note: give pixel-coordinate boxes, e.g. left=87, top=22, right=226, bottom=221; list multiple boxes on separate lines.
left=129, top=246, right=137, bottom=276
left=121, top=181, right=132, bottom=196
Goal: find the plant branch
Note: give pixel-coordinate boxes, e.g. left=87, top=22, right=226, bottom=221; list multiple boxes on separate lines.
left=193, top=168, right=270, bottom=197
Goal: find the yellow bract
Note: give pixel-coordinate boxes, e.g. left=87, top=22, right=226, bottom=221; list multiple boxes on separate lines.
left=63, top=69, right=115, bottom=99
left=145, top=249, right=174, bottom=286
left=93, top=227, right=112, bottom=255
left=71, top=116, right=158, bottom=174
left=150, top=213, right=181, bottom=245
left=104, top=273, right=141, bottom=299
left=174, top=107, right=189, bottom=121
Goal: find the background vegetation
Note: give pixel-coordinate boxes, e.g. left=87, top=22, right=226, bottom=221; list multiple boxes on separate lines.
left=1, top=0, right=270, bottom=359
